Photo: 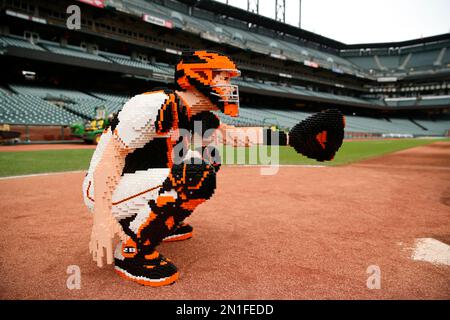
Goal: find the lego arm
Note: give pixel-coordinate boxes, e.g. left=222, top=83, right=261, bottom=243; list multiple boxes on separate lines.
left=89, top=92, right=178, bottom=267
left=89, top=136, right=128, bottom=267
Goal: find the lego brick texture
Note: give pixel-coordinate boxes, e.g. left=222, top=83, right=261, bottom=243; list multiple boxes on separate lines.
left=289, top=109, right=345, bottom=162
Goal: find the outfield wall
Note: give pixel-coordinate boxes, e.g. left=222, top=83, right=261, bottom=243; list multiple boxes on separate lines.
left=4, top=125, right=79, bottom=143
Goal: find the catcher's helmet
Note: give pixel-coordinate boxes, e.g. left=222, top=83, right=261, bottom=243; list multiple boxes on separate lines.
left=175, top=50, right=240, bottom=117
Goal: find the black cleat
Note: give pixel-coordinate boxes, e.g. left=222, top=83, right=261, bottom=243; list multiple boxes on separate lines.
left=114, top=251, right=179, bottom=287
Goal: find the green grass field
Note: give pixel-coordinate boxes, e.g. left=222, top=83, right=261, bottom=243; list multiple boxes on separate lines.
left=0, top=138, right=447, bottom=177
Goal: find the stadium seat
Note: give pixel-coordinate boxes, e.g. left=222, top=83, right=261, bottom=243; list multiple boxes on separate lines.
left=41, top=43, right=111, bottom=63
left=0, top=35, right=45, bottom=51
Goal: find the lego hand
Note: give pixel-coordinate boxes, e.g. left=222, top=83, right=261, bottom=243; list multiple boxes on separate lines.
left=89, top=212, right=128, bottom=267
left=89, top=221, right=114, bottom=268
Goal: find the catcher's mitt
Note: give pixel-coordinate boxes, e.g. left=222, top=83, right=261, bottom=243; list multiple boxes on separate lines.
left=288, top=109, right=345, bottom=162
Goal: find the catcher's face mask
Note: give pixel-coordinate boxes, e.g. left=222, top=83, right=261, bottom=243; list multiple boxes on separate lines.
left=176, top=51, right=241, bottom=117
left=210, top=69, right=240, bottom=117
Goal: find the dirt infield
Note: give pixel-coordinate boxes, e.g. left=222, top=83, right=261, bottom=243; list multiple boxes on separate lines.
left=0, top=142, right=449, bottom=299
left=0, top=144, right=95, bottom=152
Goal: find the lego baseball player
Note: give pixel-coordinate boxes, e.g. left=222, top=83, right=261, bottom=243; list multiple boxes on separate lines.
left=83, top=50, right=345, bottom=286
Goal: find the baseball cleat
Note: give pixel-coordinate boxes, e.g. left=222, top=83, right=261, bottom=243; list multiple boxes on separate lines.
left=114, top=251, right=179, bottom=287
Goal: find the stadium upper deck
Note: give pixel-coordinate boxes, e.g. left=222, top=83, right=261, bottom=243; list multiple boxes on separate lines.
left=0, top=0, right=449, bottom=112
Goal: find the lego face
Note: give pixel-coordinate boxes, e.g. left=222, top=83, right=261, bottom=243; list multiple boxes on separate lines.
left=210, top=70, right=240, bottom=117
left=212, top=70, right=232, bottom=86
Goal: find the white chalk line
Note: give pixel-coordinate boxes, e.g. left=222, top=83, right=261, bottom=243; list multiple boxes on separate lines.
left=0, top=170, right=85, bottom=180
left=353, top=164, right=450, bottom=171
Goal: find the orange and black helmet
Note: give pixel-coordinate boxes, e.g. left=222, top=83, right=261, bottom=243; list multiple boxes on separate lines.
left=175, top=50, right=240, bottom=117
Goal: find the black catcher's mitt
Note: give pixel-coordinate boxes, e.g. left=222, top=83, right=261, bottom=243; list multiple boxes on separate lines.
left=288, top=109, right=345, bottom=162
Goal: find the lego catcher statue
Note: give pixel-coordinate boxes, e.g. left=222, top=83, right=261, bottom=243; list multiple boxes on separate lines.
left=83, top=50, right=345, bottom=286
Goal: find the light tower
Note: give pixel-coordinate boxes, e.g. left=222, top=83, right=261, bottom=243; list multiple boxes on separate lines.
left=247, top=0, right=259, bottom=14
left=298, top=0, right=302, bottom=28
left=275, top=0, right=286, bottom=23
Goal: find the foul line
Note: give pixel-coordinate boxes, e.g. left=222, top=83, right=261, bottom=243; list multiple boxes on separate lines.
left=0, top=170, right=85, bottom=180
left=352, top=164, right=450, bottom=171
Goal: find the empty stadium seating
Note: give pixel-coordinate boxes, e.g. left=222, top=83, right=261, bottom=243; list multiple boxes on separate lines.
left=377, top=56, right=402, bottom=70
left=100, top=51, right=167, bottom=74
left=10, top=84, right=94, bottom=100
left=41, top=42, right=111, bottom=63
left=1, top=35, right=170, bottom=76
left=233, top=79, right=374, bottom=107
left=347, top=48, right=447, bottom=73
left=1, top=83, right=448, bottom=135
left=1, top=32, right=447, bottom=111
left=0, top=92, right=83, bottom=125
left=114, top=0, right=365, bottom=76
left=229, top=106, right=449, bottom=136
left=89, top=92, right=130, bottom=103
left=442, top=48, right=450, bottom=65
left=1, top=0, right=448, bottom=82
left=4, top=85, right=124, bottom=124
left=383, top=95, right=450, bottom=108
left=407, top=50, right=440, bottom=69
left=0, top=35, right=44, bottom=51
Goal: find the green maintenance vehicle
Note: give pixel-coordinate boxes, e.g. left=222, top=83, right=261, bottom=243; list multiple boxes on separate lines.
left=70, top=106, right=112, bottom=144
